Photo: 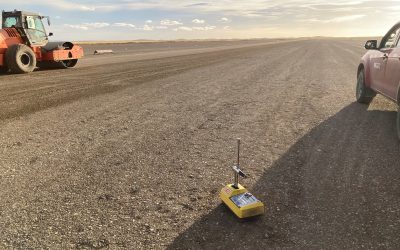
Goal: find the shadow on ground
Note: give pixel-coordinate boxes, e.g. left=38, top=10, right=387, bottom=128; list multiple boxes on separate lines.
left=0, top=68, right=58, bottom=75
left=169, top=103, right=400, bottom=249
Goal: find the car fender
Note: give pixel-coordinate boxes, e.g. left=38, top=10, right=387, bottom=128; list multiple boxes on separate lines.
left=359, top=53, right=373, bottom=88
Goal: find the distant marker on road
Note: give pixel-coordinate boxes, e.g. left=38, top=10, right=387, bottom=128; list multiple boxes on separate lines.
left=94, top=50, right=114, bottom=55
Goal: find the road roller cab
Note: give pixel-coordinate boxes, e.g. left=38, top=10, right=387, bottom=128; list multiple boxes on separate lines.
left=0, top=10, right=84, bottom=73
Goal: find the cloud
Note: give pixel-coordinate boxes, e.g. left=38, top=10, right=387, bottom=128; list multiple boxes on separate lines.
left=160, top=19, right=183, bottom=26
left=9, top=0, right=96, bottom=11
left=174, top=25, right=217, bottom=32
left=192, top=26, right=216, bottom=31
left=8, top=0, right=397, bottom=39
left=64, top=24, right=89, bottom=30
left=219, top=17, right=231, bottom=23
left=83, top=22, right=110, bottom=28
left=64, top=22, right=110, bottom=30
left=192, top=19, right=205, bottom=24
left=6, top=0, right=394, bottom=21
left=3, top=0, right=388, bottom=19
left=305, top=14, right=366, bottom=23
left=65, top=22, right=169, bottom=32
left=142, top=24, right=154, bottom=31
left=327, top=14, right=366, bottom=23
left=174, top=26, right=193, bottom=31
left=113, top=22, right=136, bottom=28
left=136, top=24, right=168, bottom=31
left=80, top=6, right=96, bottom=11
left=99, top=0, right=389, bottom=20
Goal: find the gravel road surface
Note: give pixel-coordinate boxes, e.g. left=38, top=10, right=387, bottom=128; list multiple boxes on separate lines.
left=0, top=38, right=399, bottom=249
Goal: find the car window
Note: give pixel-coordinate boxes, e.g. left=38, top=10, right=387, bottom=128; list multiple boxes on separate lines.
left=383, top=28, right=400, bottom=48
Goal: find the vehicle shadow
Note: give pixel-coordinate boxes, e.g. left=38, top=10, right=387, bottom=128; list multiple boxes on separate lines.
left=168, top=103, right=400, bottom=249
left=0, top=67, right=66, bottom=75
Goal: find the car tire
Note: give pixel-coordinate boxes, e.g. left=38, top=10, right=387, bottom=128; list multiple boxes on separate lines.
left=5, top=44, right=37, bottom=74
left=356, top=69, right=375, bottom=104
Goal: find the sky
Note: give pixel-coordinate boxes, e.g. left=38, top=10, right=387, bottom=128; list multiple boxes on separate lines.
left=0, top=0, right=400, bottom=41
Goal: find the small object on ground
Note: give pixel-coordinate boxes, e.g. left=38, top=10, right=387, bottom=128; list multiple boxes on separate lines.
left=94, top=50, right=114, bottom=55
left=220, top=138, right=265, bottom=219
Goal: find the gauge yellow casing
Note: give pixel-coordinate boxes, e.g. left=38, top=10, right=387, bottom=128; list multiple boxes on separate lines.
left=220, top=184, right=265, bottom=219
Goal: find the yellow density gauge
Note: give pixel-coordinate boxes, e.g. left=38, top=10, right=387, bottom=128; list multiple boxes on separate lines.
left=220, top=139, right=265, bottom=219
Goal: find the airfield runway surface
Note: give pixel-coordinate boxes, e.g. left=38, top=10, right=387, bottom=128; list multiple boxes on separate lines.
left=0, top=38, right=399, bottom=249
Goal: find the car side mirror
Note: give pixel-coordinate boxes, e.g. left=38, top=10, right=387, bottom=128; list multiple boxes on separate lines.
left=365, top=40, right=378, bottom=50
left=49, top=32, right=53, bottom=37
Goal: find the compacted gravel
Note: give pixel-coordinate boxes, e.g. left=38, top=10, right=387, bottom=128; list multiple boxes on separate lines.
left=0, top=38, right=399, bottom=249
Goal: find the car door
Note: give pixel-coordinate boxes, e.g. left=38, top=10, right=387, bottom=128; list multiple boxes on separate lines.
left=370, top=27, right=400, bottom=96
left=384, top=37, right=400, bottom=101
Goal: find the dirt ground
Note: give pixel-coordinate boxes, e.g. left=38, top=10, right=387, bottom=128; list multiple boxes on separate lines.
left=0, top=38, right=399, bottom=249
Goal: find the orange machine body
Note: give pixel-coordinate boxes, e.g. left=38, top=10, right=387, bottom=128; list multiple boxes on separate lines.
left=0, top=28, right=83, bottom=67
left=0, top=28, right=22, bottom=66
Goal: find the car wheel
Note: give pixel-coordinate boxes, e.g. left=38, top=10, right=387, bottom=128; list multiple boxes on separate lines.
left=356, top=69, right=375, bottom=104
